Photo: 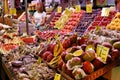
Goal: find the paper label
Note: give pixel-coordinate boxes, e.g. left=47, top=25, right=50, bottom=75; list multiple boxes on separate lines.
left=96, top=45, right=110, bottom=63
left=75, top=5, right=81, bottom=12
left=86, top=4, right=92, bottom=13
left=10, top=8, right=16, bottom=15
left=57, top=6, right=62, bottom=13
left=101, top=8, right=110, bottom=17
left=54, top=73, right=61, bottom=80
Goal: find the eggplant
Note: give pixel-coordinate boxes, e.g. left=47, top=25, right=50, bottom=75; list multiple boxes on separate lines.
left=12, top=61, right=23, bottom=67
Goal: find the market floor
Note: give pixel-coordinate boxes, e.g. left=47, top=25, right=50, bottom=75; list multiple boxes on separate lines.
left=111, top=66, right=120, bottom=80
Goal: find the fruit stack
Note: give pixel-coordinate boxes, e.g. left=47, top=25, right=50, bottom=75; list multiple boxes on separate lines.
left=86, top=11, right=116, bottom=32
left=50, top=13, right=62, bottom=28
left=54, top=9, right=73, bottom=29
left=62, top=11, right=84, bottom=31
left=106, top=12, right=120, bottom=31
left=75, top=9, right=101, bottom=36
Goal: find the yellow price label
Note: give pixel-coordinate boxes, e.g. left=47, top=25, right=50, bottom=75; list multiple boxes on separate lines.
left=10, top=8, right=16, bottom=15
left=75, top=5, right=81, bottom=12
left=37, top=57, right=42, bottom=64
left=57, top=6, right=62, bottom=13
left=86, top=4, right=92, bottom=13
left=101, top=8, right=110, bottom=17
left=96, top=45, right=110, bottom=63
left=54, top=73, right=61, bottom=80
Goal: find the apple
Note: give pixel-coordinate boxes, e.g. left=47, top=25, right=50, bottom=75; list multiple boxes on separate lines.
left=65, top=53, right=74, bottom=61
left=42, top=51, right=52, bottom=60
left=62, top=37, right=71, bottom=49
left=111, top=49, right=119, bottom=61
left=92, top=57, right=104, bottom=70
left=106, top=54, right=112, bottom=64
left=83, top=61, right=94, bottom=74
left=102, top=42, right=112, bottom=52
left=61, top=51, right=68, bottom=62
left=58, top=60, right=64, bottom=70
left=81, top=44, right=87, bottom=51
left=66, top=57, right=82, bottom=70
left=69, top=34, right=77, bottom=44
left=82, top=50, right=95, bottom=61
left=62, top=63, right=67, bottom=72
left=46, top=54, right=54, bottom=62
left=72, top=68, right=86, bottom=80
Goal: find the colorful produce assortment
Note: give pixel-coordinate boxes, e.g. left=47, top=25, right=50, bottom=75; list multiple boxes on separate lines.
left=1, top=7, right=120, bottom=80
left=50, top=13, right=62, bottom=28
left=54, top=9, right=73, bottom=29
left=86, top=11, right=116, bottom=32
left=3, top=52, right=55, bottom=80
left=63, top=11, right=84, bottom=31
left=38, top=33, right=120, bottom=79
left=106, top=12, right=120, bottom=31
left=75, top=9, right=101, bottom=36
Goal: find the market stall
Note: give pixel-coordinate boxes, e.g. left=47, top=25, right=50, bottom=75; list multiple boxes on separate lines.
left=1, top=0, right=120, bottom=80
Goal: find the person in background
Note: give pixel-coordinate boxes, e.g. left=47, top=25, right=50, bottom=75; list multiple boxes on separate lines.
left=115, top=0, right=120, bottom=11
left=32, top=2, right=46, bottom=30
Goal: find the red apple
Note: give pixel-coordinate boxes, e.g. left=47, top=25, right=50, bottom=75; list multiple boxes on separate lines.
left=92, top=57, right=104, bottom=70
left=42, top=51, right=52, bottom=60
left=61, top=51, right=68, bottom=62
left=46, top=54, right=54, bottom=62
left=111, top=49, right=119, bottom=61
left=83, top=61, right=94, bottom=74
left=58, top=60, right=64, bottom=70
left=62, top=37, right=71, bottom=49
left=62, top=63, right=67, bottom=72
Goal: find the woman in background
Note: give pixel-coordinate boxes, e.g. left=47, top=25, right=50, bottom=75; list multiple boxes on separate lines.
left=32, top=2, right=46, bottom=30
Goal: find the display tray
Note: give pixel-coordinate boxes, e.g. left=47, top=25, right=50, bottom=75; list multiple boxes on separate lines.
left=2, top=61, right=17, bottom=80
left=58, top=58, right=120, bottom=80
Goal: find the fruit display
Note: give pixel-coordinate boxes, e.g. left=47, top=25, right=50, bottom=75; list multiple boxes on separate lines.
left=62, top=11, right=84, bottom=31
left=86, top=11, right=116, bottom=32
left=3, top=53, right=55, bottom=80
left=50, top=13, right=62, bottom=27
left=106, top=12, right=120, bottom=31
left=75, top=9, right=101, bottom=36
left=54, top=8, right=73, bottom=29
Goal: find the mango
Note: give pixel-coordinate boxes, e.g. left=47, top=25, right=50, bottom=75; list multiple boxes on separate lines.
left=113, top=41, right=120, bottom=50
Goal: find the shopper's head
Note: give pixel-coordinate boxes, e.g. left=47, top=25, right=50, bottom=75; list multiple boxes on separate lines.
left=35, top=2, right=44, bottom=12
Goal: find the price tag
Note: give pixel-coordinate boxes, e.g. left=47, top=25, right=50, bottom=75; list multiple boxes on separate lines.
left=96, top=45, right=110, bottom=63
left=37, top=57, right=42, bottom=64
left=54, top=73, right=61, bottom=80
left=75, top=5, right=81, bottom=12
left=86, top=4, right=92, bottom=13
left=101, top=8, right=110, bottom=17
left=57, top=6, right=62, bottom=13
left=10, top=8, right=16, bottom=15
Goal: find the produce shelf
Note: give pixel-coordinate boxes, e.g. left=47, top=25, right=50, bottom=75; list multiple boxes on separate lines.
left=58, top=58, right=120, bottom=80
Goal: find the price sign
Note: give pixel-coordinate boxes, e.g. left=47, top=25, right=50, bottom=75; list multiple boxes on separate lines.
left=96, top=45, right=110, bottom=63
left=86, top=4, right=92, bottom=13
left=101, top=8, right=110, bottom=17
left=54, top=73, right=61, bottom=80
left=75, top=5, right=81, bottom=12
left=57, top=6, right=62, bottom=13
left=37, top=57, right=42, bottom=64
left=10, top=8, right=16, bottom=15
